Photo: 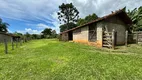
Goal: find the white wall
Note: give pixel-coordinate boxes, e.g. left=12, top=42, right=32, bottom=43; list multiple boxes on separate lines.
left=73, top=26, right=89, bottom=42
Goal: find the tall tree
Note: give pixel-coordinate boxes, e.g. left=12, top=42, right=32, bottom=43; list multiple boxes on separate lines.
left=0, top=18, right=9, bottom=32
left=58, top=3, right=79, bottom=31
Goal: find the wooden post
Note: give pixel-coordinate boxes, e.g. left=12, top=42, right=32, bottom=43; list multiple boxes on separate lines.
left=125, top=30, right=128, bottom=47
left=11, top=39, right=14, bottom=50
left=136, top=32, right=138, bottom=44
left=20, top=39, right=22, bottom=46
left=112, top=29, right=115, bottom=49
left=4, top=39, right=8, bottom=54
left=16, top=38, right=18, bottom=48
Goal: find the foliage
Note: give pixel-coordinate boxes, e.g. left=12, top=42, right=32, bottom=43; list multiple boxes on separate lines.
left=51, top=30, right=57, bottom=38
left=41, top=28, right=52, bottom=36
left=0, top=18, right=9, bottom=32
left=59, top=12, right=98, bottom=32
left=77, top=18, right=86, bottom=26
left=13, top=32, right=23, bottom=36
left=31, top=34, right=41, bottom=39
left=1, top=39, right=142, bottom=79
left=58, top=3, right=79, bottom=32
left=127, top=6, right=142, bottom=31
left=41, top=28, right=58, bottom=38
left=77, top=13, right=98, bottom=26
left=60, top=22, right=77, bottom=32
left=58, top=3, right=79, bottom=24
left=24, top=32, right=31, bottom=38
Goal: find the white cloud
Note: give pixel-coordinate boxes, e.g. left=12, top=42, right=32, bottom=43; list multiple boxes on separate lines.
left=0, top=0, right=65, bottom=23
left=8, top=29, right=13, bottom=33
left=37, top=23, right=50, bottom=29
left=36, top=23, right=60, bottom=33
left=17, top=28, right=42, bottom=34
left=1, top=0, right=142, bottom=34
left=67, top=0, right=142, bottom=17
left=50, top=11, right=60, bottom=33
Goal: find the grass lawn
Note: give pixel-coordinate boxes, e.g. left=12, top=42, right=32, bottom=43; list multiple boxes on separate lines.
left=0, top=39, right=142, bottom=80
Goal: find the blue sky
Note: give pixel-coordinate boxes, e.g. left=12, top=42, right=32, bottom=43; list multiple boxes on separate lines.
left=0, top=0, right=142, bottom=34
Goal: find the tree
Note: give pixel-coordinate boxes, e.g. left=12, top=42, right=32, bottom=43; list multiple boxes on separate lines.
left=60, top=22, right=77, bottom=32
left=85, top=13, right=98, bottom=23
left=0, top=18, right=9, bottom=32
left=41, top=28, right=52, bottom=38
left=77, top=18, right=86, bottom=26
left=24, top=32, right=31, bottom=38
left=51, top=30, right=57, bottom=38
left=58, top=3, right=79, bottom=31
left=31, top=34, right=38, bottom=39
left=14, top=32, right=23, bottom=36
left=77, top=13, right=98, bottom=26
left=127, top=6, right=142, bottom=31
left=41, top=28, right=52, bottom=35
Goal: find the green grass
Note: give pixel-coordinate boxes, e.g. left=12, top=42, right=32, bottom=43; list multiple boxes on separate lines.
left=0, top=39, right=142, bottom=80
left=0, top=42, right=14, bottom=54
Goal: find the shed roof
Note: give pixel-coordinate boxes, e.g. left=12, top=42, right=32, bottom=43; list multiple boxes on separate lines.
left=0, top=32, right=20, bottom=38
left=60, top=9, right=132, bottom=34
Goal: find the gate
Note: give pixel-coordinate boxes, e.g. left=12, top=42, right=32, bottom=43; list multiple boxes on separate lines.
left=103, top=30, right=116, bottom=49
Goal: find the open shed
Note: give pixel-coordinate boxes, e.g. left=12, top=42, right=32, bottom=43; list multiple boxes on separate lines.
left=60, top=9, right=132, bottom=47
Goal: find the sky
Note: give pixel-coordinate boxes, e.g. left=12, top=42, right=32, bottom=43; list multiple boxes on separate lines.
left=0, top=0, right=142, bottom=34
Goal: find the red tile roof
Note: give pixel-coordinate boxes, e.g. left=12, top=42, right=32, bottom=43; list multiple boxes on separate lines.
left=60, top=9, right=132, bottom=34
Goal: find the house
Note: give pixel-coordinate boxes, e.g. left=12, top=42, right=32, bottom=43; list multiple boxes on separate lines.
left=60, top=9, right=132, bottom=47
left=0, top=32, right=21, bottom=43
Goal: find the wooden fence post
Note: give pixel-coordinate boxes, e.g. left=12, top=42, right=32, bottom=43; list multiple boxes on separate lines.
left=16, top=38, right=18, bottom=48
left=11, top=39, right=14, bottom=50
left=136, top=32, right=138, bottom=44
left=112, top=29, right=115, bottom=49
left=125, top=30, right=128, bottom=46
left=20, top=39, right=22, bottom=46
left=4, top=39, right=8, bottom=54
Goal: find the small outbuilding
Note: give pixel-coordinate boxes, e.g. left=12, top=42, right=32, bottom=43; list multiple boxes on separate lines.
left=0, top=32, right=21, bottom=43
left=60, top=9, right=132, bottom=47
left=0, top=32, right=13, bottom=43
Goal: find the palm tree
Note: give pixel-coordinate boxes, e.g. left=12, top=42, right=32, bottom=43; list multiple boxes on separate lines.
left=0, top=18, right=9, bottom=33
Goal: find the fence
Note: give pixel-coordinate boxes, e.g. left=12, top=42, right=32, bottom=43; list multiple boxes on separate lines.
left=125, top=31, right=142, bottom=46
left=102, top=30, right=142, bottom=49
left=0, top=38, right=30, bottom=54
left=103, top=29, right=116, bottom=49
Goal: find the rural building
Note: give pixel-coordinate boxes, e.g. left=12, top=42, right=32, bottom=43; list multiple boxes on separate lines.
left=0, top=32, right=20, bottom=43
left=0, top=32, right=13, bottom=43
left=60, top=9, right=132, bottom=47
